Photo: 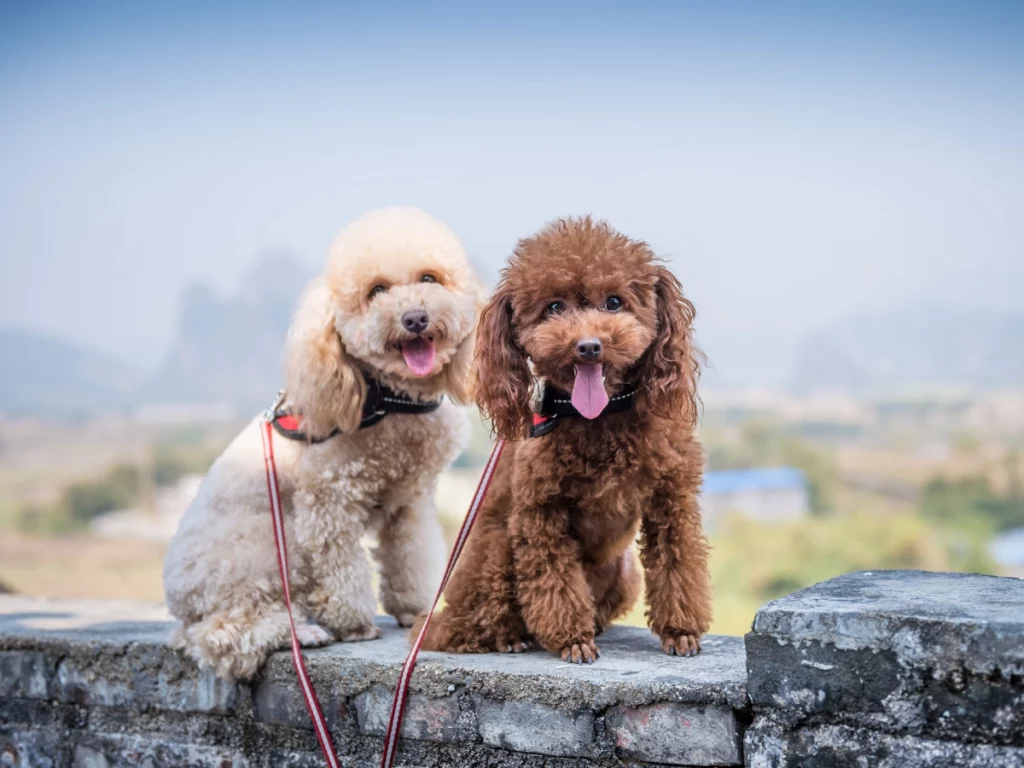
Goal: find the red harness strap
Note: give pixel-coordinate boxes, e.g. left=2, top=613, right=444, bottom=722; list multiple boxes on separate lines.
left=379, top=438, right=506, bottom=768
left=259, top=419, right=342, bottom=768
left=260, top=413, right=505, bottom=768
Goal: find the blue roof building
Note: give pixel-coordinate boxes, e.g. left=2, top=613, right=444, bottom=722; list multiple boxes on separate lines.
left=700, top=466, right=809, bottom=528
left=703, top=467, right=807, bottom=495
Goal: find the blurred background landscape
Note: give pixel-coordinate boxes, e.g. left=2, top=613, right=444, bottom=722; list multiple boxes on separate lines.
left=1, top=0, right=1022, bottom=635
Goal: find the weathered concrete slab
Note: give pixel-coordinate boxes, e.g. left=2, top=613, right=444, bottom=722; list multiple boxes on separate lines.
left=746, top=570, right=1024, bottom=757
left=751, top=570, right=1024, bottom=677
left=745, top=721, right=1024, bottom=768
left=0, top=595, right=748, bottom=767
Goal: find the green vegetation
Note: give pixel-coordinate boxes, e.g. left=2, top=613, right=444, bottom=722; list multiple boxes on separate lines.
left=14, top=428, right=226, bottom=535
left=20, top=463, right=142, bottom=534
left=716, top=508, right=990, bottom=600
left=704, top=419, right=839, bottom=515
left=919, top=475, right=1024, bottom=533
left=680, top=410, right=1012, bottom=633
left=619, top=506, right=997, bottom=636
left=151, top=442, right=220, bottom=487
left=63, top=464, right=141, bottom=524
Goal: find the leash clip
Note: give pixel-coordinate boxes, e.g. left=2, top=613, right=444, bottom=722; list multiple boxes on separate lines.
left=263, top=389, right=286, bottom=423
left=529, top=376, right=547, bottom=415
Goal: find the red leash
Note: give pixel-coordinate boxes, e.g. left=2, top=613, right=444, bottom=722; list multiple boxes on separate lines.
left=259, top=419, right=342, bottom=768
left=379, top=438, right=506, bottom=768
left=260, top=413, right=505, bottom=768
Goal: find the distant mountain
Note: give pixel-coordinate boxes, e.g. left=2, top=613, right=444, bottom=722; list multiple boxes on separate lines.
left=0, top=329, right=142, bottom=417
left=789, top=305, right=1024, bottom=393
left=698, top=330, right=796, bottom=391
left=141, top=252, right=314, bottom=411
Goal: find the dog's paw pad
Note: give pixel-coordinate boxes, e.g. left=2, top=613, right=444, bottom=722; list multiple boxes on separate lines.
left=560, top=639, right=600, bottom=665
left=660, top=632, right=701, bottom=657
left=295, top=623, right=335, bottom=647
left=339, top=624, right=383, bottom=642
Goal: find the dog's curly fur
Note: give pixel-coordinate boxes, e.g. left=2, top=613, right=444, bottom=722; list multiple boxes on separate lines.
left=163, top=208, right=481, bottom=680
left=417, top=216, right=711, bottom=662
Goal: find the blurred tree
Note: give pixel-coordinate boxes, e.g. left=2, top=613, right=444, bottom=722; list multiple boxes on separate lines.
left=148, top=427, right=230, bottom=487
left=740, top=419, right=779, bottom=464
left=780, top=438, right=839, bottom=516
left=1006, top=449, right=1023, bottom=501
left=151, top=444, right=218, bottom=487
left=952, top=431, right=983, bottom=456
left=919, top=475, right=1024, bottom=532
left=18, top=464, right=142, bottom=535
left=62, top=463, right=141, bottom=525
left=712, top=509, right=990, bottom=608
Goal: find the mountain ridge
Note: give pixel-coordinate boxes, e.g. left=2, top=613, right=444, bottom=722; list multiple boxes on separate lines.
left=4, top=266, right=1023, bottom=418
left=139, top=251, right=315, bottom=411
left=0, top=328, right=143, bottom=417
left=789, top=304, right=1024, bottom=393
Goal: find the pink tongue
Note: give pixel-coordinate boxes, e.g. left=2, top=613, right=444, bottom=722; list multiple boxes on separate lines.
left=571, top=363, right=609, bottom=419
left=401, top=337, right=436, bottom=376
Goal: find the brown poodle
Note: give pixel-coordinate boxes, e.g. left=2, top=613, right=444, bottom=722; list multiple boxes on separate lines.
left=418, top=216, right=711, bottom=663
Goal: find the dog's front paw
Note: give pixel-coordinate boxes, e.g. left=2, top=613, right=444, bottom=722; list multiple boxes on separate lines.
left=560, top=638, right=600, bottom=664
left=394, top=612, right=419, bottom=629
left=339, top=623, right=383, bottom=643
left=660, top=631, right=701, bottom=657
left=295, top=622, right=335, bottom=648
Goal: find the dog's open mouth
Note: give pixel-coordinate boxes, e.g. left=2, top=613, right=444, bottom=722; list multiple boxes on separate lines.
left=401, top=336, right=436, bottom=377
left=571, top=363, right=609, bottom=419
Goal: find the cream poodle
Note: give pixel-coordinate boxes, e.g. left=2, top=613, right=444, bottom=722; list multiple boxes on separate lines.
left=163, top=207, right=481, bottom=680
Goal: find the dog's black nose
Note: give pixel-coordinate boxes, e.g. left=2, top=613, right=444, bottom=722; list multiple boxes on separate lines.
left=576, top=338, right=602, bottom=360
left=402, top=309, right=429, bottom=334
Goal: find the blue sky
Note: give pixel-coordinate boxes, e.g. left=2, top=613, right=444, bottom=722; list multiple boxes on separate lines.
left=1, top=1, right=1022, bottom=382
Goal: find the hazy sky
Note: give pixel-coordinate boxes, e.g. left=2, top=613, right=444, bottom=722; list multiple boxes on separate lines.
left=2, top=1, right=1022, bottom=375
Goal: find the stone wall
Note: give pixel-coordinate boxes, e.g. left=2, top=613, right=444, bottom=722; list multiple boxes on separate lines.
left=1, top=570, right=1021, bottom=767
left=0, top=598, right=747, bottom=768
left=745, top=570, right=1024, bottom=768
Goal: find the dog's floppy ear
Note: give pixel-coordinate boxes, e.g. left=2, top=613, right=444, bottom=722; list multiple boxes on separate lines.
left=283, top=279, right=367, bottom=438
left=637, top=265, right=701, bottom=427
left=440, top=325, right=476, bottom=406
left=474, top=283, right=533, bottom=440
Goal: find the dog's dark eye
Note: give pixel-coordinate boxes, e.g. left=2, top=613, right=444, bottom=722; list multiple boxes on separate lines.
left=369, top=285, right=387, bottom=299
left=546, top=300, right=565, bottom=315
left=604, top=296, right=623, bottom=312
left=420, top=274, right=437, bottom=284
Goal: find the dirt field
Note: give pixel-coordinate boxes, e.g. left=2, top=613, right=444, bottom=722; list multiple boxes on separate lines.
left=0, top=533, right=167, bottom=600
left=0, top=532, right=759, bottom=636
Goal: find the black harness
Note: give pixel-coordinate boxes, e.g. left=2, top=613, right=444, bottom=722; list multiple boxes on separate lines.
left=529, top=382, right=638, bottom=438
left=269, top=375, right=443, bottom=444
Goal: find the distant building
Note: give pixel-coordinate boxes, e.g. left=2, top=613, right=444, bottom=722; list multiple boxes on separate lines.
left=989, top=527, right=1024, bottom=579
left=700, top=467, right=809, bottom=529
